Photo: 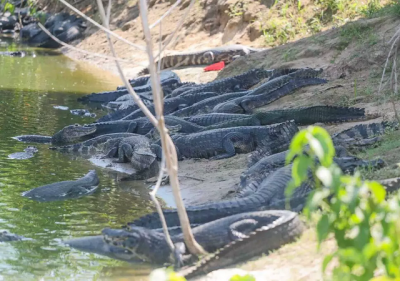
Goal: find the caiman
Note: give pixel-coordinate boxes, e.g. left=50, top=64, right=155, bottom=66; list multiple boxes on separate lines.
left=0, top=231, right=28, bottom=242
left=22, top=170, right=99, bottom=202
left=101, top=210, right=303, bottom=267
left=152, top=121, right=299, bottom=161
left=137, top=45, right=265, bottom=76
left=128, top=156, right=385, bottom=229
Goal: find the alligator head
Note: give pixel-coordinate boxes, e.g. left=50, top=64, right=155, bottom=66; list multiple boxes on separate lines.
left=101, top=227, right=175, bottom=264
left=51, top=124, right=97, bottom=145
left=334, top=156, right=386, bottom=174
left=241, top=68, right=272, bottom=89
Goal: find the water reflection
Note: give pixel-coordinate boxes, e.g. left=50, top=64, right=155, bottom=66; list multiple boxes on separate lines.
left=0, top=36, right=156, bottom=280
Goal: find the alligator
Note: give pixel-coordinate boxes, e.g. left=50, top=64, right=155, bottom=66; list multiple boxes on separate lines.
left=252, top=106, right=373, bottom=126
left=170, top=91, right=249, bottom=117
left=127, top=156, right=385, bottom=229
left=0, top=51, right=26, bottom=57
left=97, top=91, right=219, bottom=122
left=331, top=121, right=399, bottom=148
left=183, top=113, right=249, bottom=126
left=179, top=211, right=303, bottom=279
left=48, top=133, right=139, bottom=158
left=0, top=231, right=28, bottom=242
left=63, top=235, right=143, bottom=263
left=137, top=45, right=266, bottom=76
left=120, top=92, right=219, bottom=121
left=12, top=124, right=96, bottom=145
left=102, top=210, right=303, bottom=267
left=78, top=73, right=182, bottom=104
left=170, top=68, right=272, bottom=98
left=213, top=68, right=326, bottom=114
left=112, top=135, right=159, bottom=179
left=22, top=170, right=99, bottom=202
left=8, top=146, right=38, bottom=160
left=117, top=70, right=182, bottom=90
left=238, top=145, right=350, bottom=198
left=75, top=116, right=203, bottom=140
left=152, top=121, right=299, bottom=161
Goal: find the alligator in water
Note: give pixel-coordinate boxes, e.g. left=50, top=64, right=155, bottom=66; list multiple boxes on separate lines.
left=22, top=170, right=99, bottom=202
left=8, top=146, right=38, bottom=160
left=137, top=45, right=266, bottom=76
left=63, top=236, right=143, bottom=263
left=12, top=124, right=96, bottom=145
left=0, top=231, right=29, bottom=242
left=99, top=210, right=303, bottom=268
left=127, top=156, right=385, bottom=229
left=0, top=51, right=26, bottom=57
left=151, top=121, right=299, bottom=161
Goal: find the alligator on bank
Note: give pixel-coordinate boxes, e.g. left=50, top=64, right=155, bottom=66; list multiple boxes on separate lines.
left=178, top=211, right=303, bottom=279
left=137, top=45, right=266, bottom=76
left=170, top=68, right=272, bottom=98
left=48, top=133, right=139, bottom=158
left=152, top=121, right=299, bottom=161
left=98, top=210, right=303, bottom=267
left=22, top=170, right=99, bottom=202
left=212, top=68, right=326, bottom=114
left=128, top=156, right=385, bottom=230
left=12, top=124, right=97, bottom=145
left=78, top=71, right=182, bottom=104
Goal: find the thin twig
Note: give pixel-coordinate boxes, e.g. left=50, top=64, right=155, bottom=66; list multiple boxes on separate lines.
left=58, top=0, right=146, bottom=52
left=149, top=155, right=175, bottom=251
left=37, top=23, right=134, bottom=63
left=139, top=0, right=206, bottom=256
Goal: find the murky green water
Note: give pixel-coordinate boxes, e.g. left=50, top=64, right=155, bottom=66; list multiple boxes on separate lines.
left=0, top=35, right=157, bottom=280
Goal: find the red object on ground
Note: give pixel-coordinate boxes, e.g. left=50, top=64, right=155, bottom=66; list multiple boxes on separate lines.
left=204, top=61, right=225, bottom=72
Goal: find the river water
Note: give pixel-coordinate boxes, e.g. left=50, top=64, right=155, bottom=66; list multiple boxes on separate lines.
left=0, top=35, right=158, bottom=280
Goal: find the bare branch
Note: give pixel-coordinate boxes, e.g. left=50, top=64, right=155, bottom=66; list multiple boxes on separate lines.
left=37, top=23, right=134, bottom=63
left=139, top=0, right=206, bottom=255
left=58, top=0, right=146, bottom=52
left=378, top=33, right=400, bottom=94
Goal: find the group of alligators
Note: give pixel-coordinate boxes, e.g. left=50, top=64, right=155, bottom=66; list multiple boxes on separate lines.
left=7, top=45, right=400, bottom=279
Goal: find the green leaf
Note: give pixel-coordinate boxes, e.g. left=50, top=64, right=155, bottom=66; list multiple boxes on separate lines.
left=322, top=253, right=335, bottom=272
left=317, top=214, right=331, bottom=244
left=291, top=155, right=311, bottom=186
left=309, top=126, right=335, bottom=166
left=368, top=181, right=386, bottom=203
